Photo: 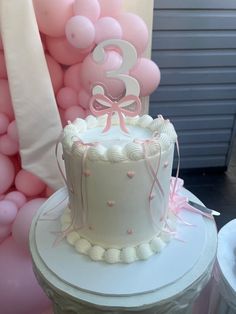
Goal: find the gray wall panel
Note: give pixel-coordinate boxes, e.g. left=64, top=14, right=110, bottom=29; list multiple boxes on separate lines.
left=151, top=0, right=236, bottom=168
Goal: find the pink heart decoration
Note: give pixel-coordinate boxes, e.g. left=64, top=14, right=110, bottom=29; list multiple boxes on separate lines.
left=127, top=171, right=135, bottom=179
left=107, top=200, right=115, bottom=207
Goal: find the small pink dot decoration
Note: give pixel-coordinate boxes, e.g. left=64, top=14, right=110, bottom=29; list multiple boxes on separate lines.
left=127, top=229, right=133, bottom=235
left=164, top=161, right=169, bottom=168
left=127, top=171, right=135, bottom=179
left=83, top=169, right=91, bottom=177
left=107, top=200, right=115, bottom=207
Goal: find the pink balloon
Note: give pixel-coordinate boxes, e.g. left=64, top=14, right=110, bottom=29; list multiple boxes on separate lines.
left=0, top=200, right=18, bottom=225
left=5, top=191, right=27, bottom=209
left=0, top=51, right=7, bottom=79
left=73, top=0, right=100, bottom=22
left=0, top=225, right=11, bottom=244
left=15, top=170, right=46, bottom=197
left=81, top=50, right=125, bottom=98
left=116, top=13, right=149, bottom=55
left=95, top=17, right=122, bottom=44
left=7, top=120, right=19, bottom=142
left=33, top=0, right=74, bottom=37
left=0, top=237, right=51, bottom=314
left=56, top=86, right=78, bottom=109
left=46, top=36, right=89, bottom=66
left=98, top=0, right=123, bottom=17
left=130, top=58, right=161, bottom=96
left=64, top=105, right=85, bottom=122
left=10, top=154, right=22, bottom=175
left=0, top=134, right=19, bottom=156
left=0, top=79, right=14, bottom=120
left=0, top=112, right=10, bottom=134
left=78, top=89, right=91, bottom=109
left=0, top=153, right=15, bottom=194
left=64, top=63, right=82, bottom=91
left=45, top=54, right=63, bottom=93
left=65, top=16, right=95, bottom=49
left=12, top=198, right=46, bottom=252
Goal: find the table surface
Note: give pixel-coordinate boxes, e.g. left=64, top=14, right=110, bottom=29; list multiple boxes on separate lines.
left=29, top=187, right=218, bottom=311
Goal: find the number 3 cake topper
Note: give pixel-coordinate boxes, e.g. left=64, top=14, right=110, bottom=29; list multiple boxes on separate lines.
left=89, top=39, right=142, bottom=133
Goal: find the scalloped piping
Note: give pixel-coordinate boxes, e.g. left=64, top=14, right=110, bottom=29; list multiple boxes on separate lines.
left=62, top=115, right=177, bottom=163
left=60, top=210, right=176, bottom=264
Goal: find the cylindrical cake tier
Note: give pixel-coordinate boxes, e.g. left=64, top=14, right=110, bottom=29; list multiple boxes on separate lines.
left=63, top=144, right=174, bottom=249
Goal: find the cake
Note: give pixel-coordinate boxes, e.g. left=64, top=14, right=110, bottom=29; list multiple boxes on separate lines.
left=60, top=113, right=177, bottom=263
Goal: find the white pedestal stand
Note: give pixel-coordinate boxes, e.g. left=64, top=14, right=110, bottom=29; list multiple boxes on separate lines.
left=208, top=219, right=236, bottom=314
left=30, top=188, right=217, bottom=314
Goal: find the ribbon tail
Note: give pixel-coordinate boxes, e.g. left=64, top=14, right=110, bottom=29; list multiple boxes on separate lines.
left=102, top=113, right=112, bottom=133
left=118, top=111, right=129, bottom=133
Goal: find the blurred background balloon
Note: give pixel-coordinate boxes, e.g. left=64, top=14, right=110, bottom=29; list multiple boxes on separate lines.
left=64, top=63, right=82, bottom=92
left=33, top=0, right=74, bottom=37
left=0, top=237, right=51, bottom=314
left=0, top=79, right=14, bottom=120
left=73, top=0, right=101, bottom=22
left=15, top=170, right=46, bottom=197
left=98, top=0, right=123, bottom=17
left=65, top=16, right=96, bottom=49
left=116, top=12, right=149, bottom=56
left=12, top=198, right=46, bottom=253
left=130, top=58, right=161, bottom=96
left=57, top=86, right=78, bottom=110
left=46, top=36, right=88, bottom=66
left=0, top=153, right=15, bottom=194
left=95, top=17, right=122, bottom=44
left=45, top=54, right=64, bottom=94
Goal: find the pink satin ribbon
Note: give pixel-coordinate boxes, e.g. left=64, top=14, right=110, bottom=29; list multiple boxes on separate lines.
left=89, top=94, right=141, bottom=133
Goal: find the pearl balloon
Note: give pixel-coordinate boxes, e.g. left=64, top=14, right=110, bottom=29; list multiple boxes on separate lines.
left=46, top=36, right=88, bottom=66
left=57, top=87, right=78, bottom=109
left=0, top=134, right=19, bottom=156
left=0, top=200, right=18, bottom=225
left=0, top=153, right=15, bottom=194
left=64, top=63, right=82, bottom=91
left=116, top=13, right=149, bottom=55
left=95, top=17, right=122, bottom=44
left=64, top=105, right=86, bottom=122
left=80, top=50, right=124, bottom=98
left=0, top=79, right=14, bottom=120
left=98, top=0, right=123, bottom=17
left=45, top=54, right=64, bottom=93
left=73, top=0, right=100, bottom=22
left=7, top=120, right=19, bottom=142
left=33, top=0, right=74, bottom=37
left=130, top=58, right=161, bottom=96
left=15, top=170, right=46, bottom=197
left=65, top=16, right=95, bottom=50
left=0, top=51, right=7, bottom=79
left=5, top=191, right=27, bottom=209
left=12, top=198, right=46, bottom=252
left=0, top=112, right=10, bottom=134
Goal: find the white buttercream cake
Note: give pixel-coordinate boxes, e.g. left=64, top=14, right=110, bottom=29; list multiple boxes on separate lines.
left=60, top=114, right=177, bottom=263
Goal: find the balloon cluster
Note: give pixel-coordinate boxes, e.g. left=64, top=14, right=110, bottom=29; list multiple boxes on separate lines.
left=0, top=1, right=160, bottom=313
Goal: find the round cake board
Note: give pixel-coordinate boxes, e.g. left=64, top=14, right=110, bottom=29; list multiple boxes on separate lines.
left=33, top=187, right=206, bottom=297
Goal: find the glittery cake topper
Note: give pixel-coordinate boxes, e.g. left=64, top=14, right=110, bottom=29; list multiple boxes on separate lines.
left=89, top=39, right=142, bottom=133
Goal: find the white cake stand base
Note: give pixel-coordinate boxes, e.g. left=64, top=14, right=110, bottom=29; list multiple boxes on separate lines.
left=30, top=187, right=217, bottom=314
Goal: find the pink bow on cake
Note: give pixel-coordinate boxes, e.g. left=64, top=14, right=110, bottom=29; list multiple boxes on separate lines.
left=89, top=94, right=141, bottom=133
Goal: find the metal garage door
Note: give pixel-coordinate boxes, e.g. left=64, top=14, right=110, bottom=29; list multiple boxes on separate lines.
left=151, top=0, right=236, bottom=169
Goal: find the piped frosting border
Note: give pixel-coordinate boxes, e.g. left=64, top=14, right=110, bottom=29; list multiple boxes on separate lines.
left=61, top=208, right=176, bottom=264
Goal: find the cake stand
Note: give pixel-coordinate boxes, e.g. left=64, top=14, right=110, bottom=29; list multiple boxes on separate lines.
left=29, top=187, right=217, bottom=314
